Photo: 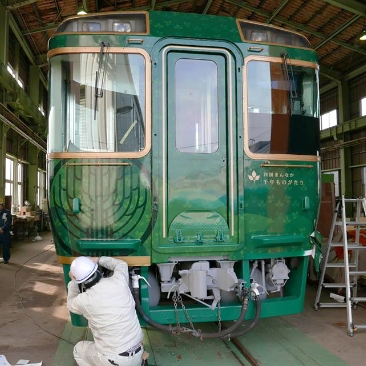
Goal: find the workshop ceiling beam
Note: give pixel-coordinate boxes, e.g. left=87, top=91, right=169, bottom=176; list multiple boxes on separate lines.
left=322, top=0, right=366, bottom=16
left=6, top=0, right=38, bottom=10
left=319, top=65, right=343, bottom=82
left=9, top=12, right=48, bottom=88
left=21, top=23, right=57, bottom=35
left=266, top=0, right=289, bottom=23
left=202, top=0, right=214, bottom=14
left=314, top=14, right=361, bottom=50
left=226, top=0, right=366, bottom=56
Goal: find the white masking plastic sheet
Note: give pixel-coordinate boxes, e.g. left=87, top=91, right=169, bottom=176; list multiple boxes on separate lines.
left=0, top=357, right=42, bottom=366
left=0, top=356, right=11, bottom=366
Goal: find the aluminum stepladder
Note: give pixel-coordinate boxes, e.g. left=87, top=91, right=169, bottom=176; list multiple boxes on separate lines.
left=314, top=196, right=366, bottom=336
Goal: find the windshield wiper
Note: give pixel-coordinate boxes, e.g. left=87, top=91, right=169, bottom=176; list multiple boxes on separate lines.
left=281, top=53, right=297, bottom=100
left=94, top=41, right=110, bottom=120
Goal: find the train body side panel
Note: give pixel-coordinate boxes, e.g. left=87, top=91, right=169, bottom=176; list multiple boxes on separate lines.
left=48, top=158, right=154, bottom=258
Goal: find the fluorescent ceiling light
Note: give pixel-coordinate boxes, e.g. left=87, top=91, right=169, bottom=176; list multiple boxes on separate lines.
left=77, top=5, right=87, bottom=15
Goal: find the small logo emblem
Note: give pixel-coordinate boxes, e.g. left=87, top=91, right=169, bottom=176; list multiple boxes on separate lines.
left=248, top=171, right=260, bottom=182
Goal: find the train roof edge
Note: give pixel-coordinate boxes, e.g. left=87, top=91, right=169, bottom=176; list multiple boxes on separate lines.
left=49, top=10, right=313, bottom=51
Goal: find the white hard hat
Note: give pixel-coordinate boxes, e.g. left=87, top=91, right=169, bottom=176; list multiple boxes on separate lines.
left=70, top=256, right=98, bottom=284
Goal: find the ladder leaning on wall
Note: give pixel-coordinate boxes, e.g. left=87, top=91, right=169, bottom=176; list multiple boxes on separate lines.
left=314, top=196, right=366, bottom=336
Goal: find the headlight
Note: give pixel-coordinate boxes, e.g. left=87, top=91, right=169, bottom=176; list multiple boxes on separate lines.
left=251, top=31, right=268, bottom=42
left=82, top=22, right=101, bottom=32
left=113, top=21, right=132, bottom=32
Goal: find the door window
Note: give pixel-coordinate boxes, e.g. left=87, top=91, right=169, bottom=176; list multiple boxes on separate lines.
left=175, top=58, right=219, bottom=154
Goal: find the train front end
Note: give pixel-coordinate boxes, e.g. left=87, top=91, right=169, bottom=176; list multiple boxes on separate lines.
left=47, top=11, right=321, bottom=333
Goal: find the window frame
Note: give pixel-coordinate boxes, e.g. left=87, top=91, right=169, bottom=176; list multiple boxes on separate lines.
left=47, top=47, right=152, bottom=159
left=243, top=55, right=320, bottom=161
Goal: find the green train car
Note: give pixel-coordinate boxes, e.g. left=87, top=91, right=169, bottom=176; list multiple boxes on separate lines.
left=47, top=10, right=321, bottom=337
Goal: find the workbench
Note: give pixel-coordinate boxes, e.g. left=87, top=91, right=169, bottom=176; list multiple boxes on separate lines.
left=13, top=215, right=37, bottom=240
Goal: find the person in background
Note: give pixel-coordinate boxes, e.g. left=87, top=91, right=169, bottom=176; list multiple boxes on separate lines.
left=0, top=198, right=12, bottom=264
left=67, top=256, right=145, bottom=366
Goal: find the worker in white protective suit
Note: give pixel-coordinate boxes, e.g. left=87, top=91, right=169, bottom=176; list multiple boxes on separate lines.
left=67, top=256, right=145, bottom=366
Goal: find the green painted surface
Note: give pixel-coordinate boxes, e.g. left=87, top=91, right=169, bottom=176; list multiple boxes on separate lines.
left=232, top=317, right=347, bottom=366
left=51, top=322, right=91, bottom=365
left=47, top=9, right=321, bottom=326
left=52, top=319, right=346, bottom=366
left=142, top=324, right=251, bottom=365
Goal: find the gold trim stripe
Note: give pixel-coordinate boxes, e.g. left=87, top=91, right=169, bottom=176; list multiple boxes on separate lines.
left=260, top=163, right=314, bottom=168
left=242, top=55, right=320, bottom=162
left=52, top=11, right=150, bottom=38
left=47, top=47, right=152, bottom=160
left=235, top=18, right=313, bottom=50
left=66, top=162, right=132, bottom=167
left=57, top=255, right=151, bottom=267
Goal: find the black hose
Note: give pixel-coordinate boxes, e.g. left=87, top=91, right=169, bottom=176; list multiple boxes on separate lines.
left=226, top=294, right=261, bottom=338
left=133, top=288, right=260, bottom=339
left=133, top=288, right=181, bottom=333
left=192, top=292, right=261, bottom=339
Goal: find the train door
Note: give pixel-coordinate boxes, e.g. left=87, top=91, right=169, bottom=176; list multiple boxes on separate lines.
left=152, top=44, right=239, bottom=257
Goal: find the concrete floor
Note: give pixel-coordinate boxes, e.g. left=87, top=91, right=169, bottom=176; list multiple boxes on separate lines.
left=1, top=234, right=366, bottom=365
left=0, top=232, right=68, bottom=365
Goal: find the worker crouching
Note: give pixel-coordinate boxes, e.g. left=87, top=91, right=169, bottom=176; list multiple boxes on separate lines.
left=67, top=256, right=145, bottom=366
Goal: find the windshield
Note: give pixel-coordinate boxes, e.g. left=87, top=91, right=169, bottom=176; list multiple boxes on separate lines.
left=246, top=58, right=319, bottom=156
left=48, top=51, right=146, bottom=153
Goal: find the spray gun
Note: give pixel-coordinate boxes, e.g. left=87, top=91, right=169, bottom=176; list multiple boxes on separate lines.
left=250, top=281, right=261, bottom=296
left=131, top=270, right=151, bottom=289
